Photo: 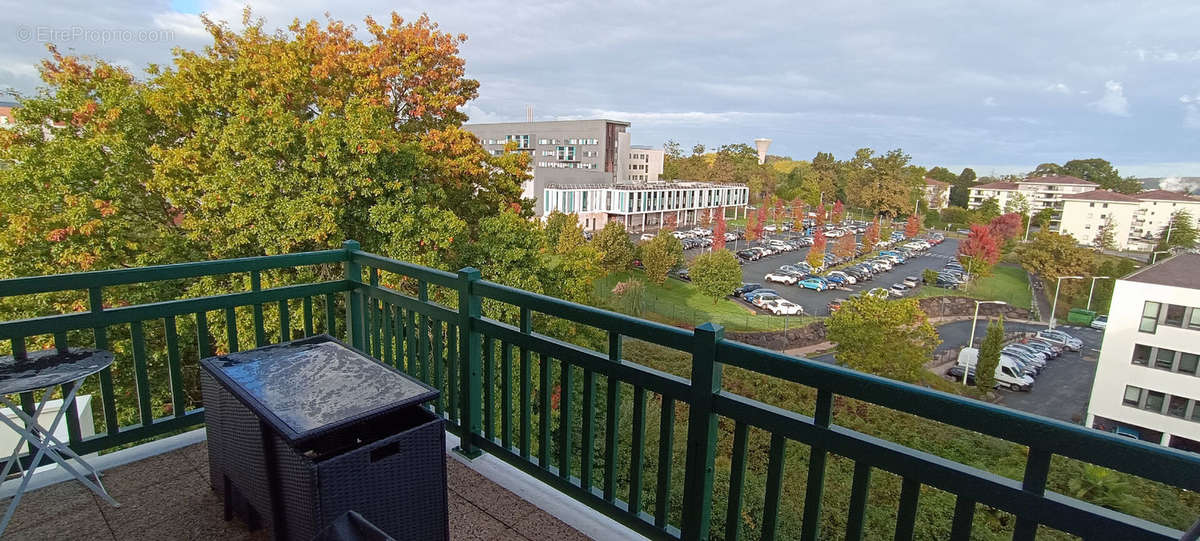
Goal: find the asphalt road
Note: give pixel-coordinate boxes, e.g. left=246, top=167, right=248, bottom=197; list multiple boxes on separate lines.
left=812, top=320, right=1103, bottom=423
left=733, top=236, right=960, bottom=316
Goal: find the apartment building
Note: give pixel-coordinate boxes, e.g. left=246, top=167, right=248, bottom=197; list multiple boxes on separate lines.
left=463, top=119, right=632, bottom=215
left=542, top=180, right=749, bottom=232
left=1132, top=190, right=1200, bottom=242
left=628, top=145, right=664, bottom=182
left=968, top=176, right=1099, bottom=232
left=0, top=101, right=17, bottom=128
left=1056, top=190, right=1142, bottom=249
left=923, top=177, right=950, bottom=210
left=1086, top=254, right=1200, bottom=453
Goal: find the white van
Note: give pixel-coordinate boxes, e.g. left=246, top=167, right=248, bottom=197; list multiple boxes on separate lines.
left=956, top=348, right=1035, bottom=391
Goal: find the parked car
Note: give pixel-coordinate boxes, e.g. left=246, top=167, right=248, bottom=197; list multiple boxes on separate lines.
left=743, top=289, right=779, bottom=302
left=902, top=276, right=920, bottom=288
left=888, top=283, right=910, bottom=296
left=1036, top=329, right=1082, bottom=351
left=737, top=249, right=760, bottom=261
left=733, top=283, right=763, bottom=296
left=765, top=272, right=799, bottom=285
left=765, top=299, right=804, bottom=315
left=828, top=298, right=847, bottom=312
left=640, top=233, right=655, bottom=241
left=1090, top=315, right=1108, bottom=330
left=827, top=271, right=856, bottom=285
left=752, top=294, right=783, bottom=308
left=674, top=268, right=691, bottom=281
left=798, top=278, right=829, bottom=291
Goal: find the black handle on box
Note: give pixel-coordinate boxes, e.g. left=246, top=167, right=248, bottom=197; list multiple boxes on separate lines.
left=369, top=441, right=400, bottom=463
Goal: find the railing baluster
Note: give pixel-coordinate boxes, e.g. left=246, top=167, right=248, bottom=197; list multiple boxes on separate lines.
left=538, top=353, right=551, bottom=469
left=324, top=293, right=337, bottom=337
left=801, top=389, right=834, bottom=541
left=760, top=433, right=787, bottom=541
left=417, top=281, right=429, bottom=382
left=196, top=311, right=212, bottom=358
left=52, top=331, right=83, bottom=446
left=130, top=320, right=154, bottom=426
left=456, top=267, right=482, bottom=457
left=895, top=478, right=921, bottom=541
left=302, top=296, right=314, bottom=337
left=682, top=323, right=724, bottom=540
left=603, top=331, right=622, bottom=502
left=501, top=340, right=513, bottom=451
left=9, top=337, right=26, bottom=360
left=433, top=321, right=444, bottom=414
left=278, top=299, right=290, bottom=342
left=948, top=496, right=975, bottom=541
left=447, top=323, right=459, bottom=424
left=250, top=270, right=266, bottom=347
left=559, top=360, right=575, bottom=481
left=392, top=305, right=402, bottom=369
left=1014, top=448, right=1052, bottom=540
left=580, top=364, right=595, bottom=490
left=725, top=421, right=749, bottom=541
left=369, top=269, right=381, bottom=359
left=520, top=308, right=532, bottom=459
left=165, top=316, right=187, bottom=418
left=845, top=462, right=873, bottom=541
left=629, top=385, right=647, bottom=519
left=654, top=396, right=675, bottom=529
left=406, top=308, right=418, bottom=375
left=483, top=336, right=495, bottom=442
left=344, top=241, right=364, bottom=348
left=382, top=302, right=394, bottom=366
left=225, top=307, right=239, bottom=353
left=87, top=288, right=120, bottom=437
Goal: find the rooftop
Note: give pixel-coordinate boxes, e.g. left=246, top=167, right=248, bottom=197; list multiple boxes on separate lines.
left=923, top=177, right=950, bottom=187
left=1124, top=253, right=1200, bottom=289
left=1, top=439, right=591, bottom=540
left=972, top=181, right=1020, bottom=190
left=1021, top=175, right=1098, bottom=185
left=1061, top=189, right=1143, bottom=203
left=463, top=119, right=631, bottom=128
left=1137, top=189, right=1200, bottom=202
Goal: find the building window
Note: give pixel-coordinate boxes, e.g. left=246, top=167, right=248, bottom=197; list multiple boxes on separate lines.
left=1140, top=301, right=1160, bottom=333
left=1189, top=309, right=1200, bottom=330
left=1168, top=396, right=1189, bottom=418
left=1144, top=390, right=1165, bottom=413
left=1131, top=344, right=1152, bottom=365
left=582, top=191, right=588, bottom=212
left=1179, top=353, right=1199, bottom=375
left=1155, top=348, right=1176, bottom=370
left=1123, top=386, right=1142, bottom=406
left=1165, top=304, right=1186, bottom=327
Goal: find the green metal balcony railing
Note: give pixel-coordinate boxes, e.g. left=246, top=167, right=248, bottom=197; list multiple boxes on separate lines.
left=1, top=241, right=1198, bottom=540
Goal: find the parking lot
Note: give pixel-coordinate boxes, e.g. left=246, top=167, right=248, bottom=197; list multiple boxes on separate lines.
left=732, top=234, right=960, bottom=316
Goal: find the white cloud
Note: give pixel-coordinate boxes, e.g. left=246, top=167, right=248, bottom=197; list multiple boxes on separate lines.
left=1045, top=83, right=1070, bottom=94
left=983, top=96, right=998, bottom=107
left=1181, top=94, right=1200, bottom=129
left=1088, top=80, right=1130, bottom=116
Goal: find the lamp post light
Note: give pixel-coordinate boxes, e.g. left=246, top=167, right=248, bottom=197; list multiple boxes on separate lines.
left=1086, top=276, right=1111, bottom=311
left=1049, top=275, right=1084, bottom=330
left=964, top=300, right=1007, bottom=383
left=1151, top=250, right=1171, bottom=265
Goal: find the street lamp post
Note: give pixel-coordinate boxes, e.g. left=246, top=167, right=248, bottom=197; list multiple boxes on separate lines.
left=965, top=300, right=1007, bottom=383
left=1086, top=276, right=1111, bottom=311
left=1152, top=250, right=1171, bottom=264
left=1049, top=275, right=1084, bottom=330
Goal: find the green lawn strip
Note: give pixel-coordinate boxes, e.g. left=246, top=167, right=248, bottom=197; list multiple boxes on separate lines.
left=593, top=270, right=817, bottom=332
left=911, top=265, right=1031, bottom=310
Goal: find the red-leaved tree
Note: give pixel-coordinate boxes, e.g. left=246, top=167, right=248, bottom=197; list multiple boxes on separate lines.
left=905, top=214, right=920, bottom=238
left=815, top=202, right=826, bottom=228
left=958, top=224, right=1000, bottom=275
left=808, top=229, right=828, bottom=268
left=713, top=212, right=727, bottom=251
left=863, top=221, right=880, bottom=249
left=834, top=232, right=856, bottom=259
left=988, top=212, right=1022, bottom=243
left=755, top=205, right=767, bottom=238
left=746, top=210, right=759, bottom=241
left=791, top=197, right=805, bottom=225
left=774, top=198, right=785, bottom=228
left=832, top=200, right=846, bottom=223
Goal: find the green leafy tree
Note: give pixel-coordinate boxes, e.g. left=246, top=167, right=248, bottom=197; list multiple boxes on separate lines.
left=940, top=207, right=971, bottom=228
left=594, top=221, right=635, bottom=274
left=1030, top=158, right=1142, bottom=194
left=1094, top=218, right=1117, bottom=251
left=1068, top=465, right=1146, bottom=515
left=689, top=250, right=742, bottom=304
left=925, top=166, right=958, bottom=185
left=827, top=295, right=941, bottom=383
left=1004, top=192, right=1030, bottom=215
left=922, top=268, right=939, bottom=285
left=976, top=317, right=1004, bottom=390
left=1154, top=210, right=1198, bottom=251
left=844, top=148, right=924, bottom=218
left=974, top=198, right=1001, bottom=223
left=949, top=167, right=977, bottom=208
left=1016, top=232, right=1096, bottom=317
left=641, top=231, right=683, bottom=285
left=1032, top=208, right=1055, bottom=231
left=543, top=211, right=574, bottom=251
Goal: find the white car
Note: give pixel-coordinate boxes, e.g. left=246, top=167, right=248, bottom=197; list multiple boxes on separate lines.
left=1090, top=315, right=1108, bottom=330
left=640, top=233, right=655, bottom=241
left=764, top=272, right=799, bottom=285
left=671, top=231, right=689, bottom=239
left=752, top=294, right=782, bottom=308
left=827, top=271, right=856, bottom=285
left=765, top=300, right=804, bottom=315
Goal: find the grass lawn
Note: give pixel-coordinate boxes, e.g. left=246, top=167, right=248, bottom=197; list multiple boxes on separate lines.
left=592, top=271, right=816, bottom=332
left=912, top=264, right=1032, bottom=309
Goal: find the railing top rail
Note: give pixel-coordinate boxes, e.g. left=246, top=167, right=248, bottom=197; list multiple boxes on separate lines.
left=473, top=279, right=694, bottom=352
left=0, top=249, right=347, bottom=297
left=349, top=251, right=458, bottom=289
left=717, top=339, right=1200, bottom=491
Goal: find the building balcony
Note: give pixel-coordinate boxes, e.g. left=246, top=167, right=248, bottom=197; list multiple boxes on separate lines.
left=1, top=243, right=1198, bottom=540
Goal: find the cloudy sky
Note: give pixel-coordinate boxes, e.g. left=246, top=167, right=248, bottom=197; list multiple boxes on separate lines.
left=3, top=0, right=1199, bottom=177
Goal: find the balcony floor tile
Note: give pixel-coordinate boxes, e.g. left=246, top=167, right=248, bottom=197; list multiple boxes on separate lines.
left=1, top=442, right=590, bottom=540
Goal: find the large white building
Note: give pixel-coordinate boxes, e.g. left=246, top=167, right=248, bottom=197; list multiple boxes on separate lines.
left=1057, top=189, right=1200, bottom=250
left=542, top=181, right=749, bottom=232
left=628, top=145, right=663, bottom=182
left=1086, top=254, right=1200, bottom=453
left=967, top=175, right=1099, bottom=225
left=923, top=177, right=950, bottom=210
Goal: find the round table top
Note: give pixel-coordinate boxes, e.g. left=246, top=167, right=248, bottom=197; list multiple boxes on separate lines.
left=0, top=348, right=114, bottom=395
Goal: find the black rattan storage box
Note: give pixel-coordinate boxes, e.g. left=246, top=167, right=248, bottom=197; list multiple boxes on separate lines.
left=201, top=335, right=447, bottom=540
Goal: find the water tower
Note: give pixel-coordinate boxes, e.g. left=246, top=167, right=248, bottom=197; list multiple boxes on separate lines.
left=754, top=138, right=771, bottom=165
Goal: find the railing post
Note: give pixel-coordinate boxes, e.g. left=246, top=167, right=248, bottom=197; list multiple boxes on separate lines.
left=681, top=322, right=724, bottom=540
left=343, top=240, right=365, bottom=350
left=454, top=267, right=483, bottom=459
